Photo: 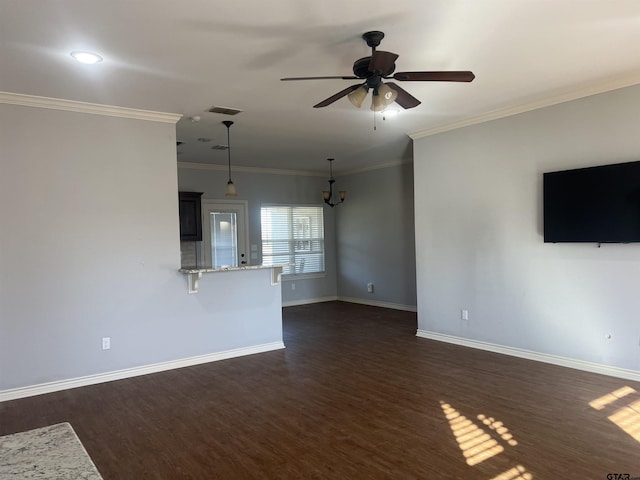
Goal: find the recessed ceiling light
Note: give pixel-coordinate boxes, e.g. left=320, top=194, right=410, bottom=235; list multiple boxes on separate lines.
left=70, top=51, right=103, bottom=64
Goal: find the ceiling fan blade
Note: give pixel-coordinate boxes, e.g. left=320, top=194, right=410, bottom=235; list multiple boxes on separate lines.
left=313, top=84, right=362, bottom=108
left=281, top=76, right=359, bottom=81
left=385, top=82, right=421, bottom=109
left=392, top=71, right=475, bottom=82
left=368, top=51, right=399, bottom=74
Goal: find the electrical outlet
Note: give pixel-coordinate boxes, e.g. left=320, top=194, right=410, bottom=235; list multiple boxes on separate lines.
left=461, top=309, right=469, bottom=321
left=102, top=337, right=111, bottom=350
left=291, top=282, right=296, bottom=291
left=367, top=283, right=374, bottom=293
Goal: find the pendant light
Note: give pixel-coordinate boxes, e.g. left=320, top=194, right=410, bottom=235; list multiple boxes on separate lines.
left=222, top=120, right=237, bottom=196
left=322, top=158, right=346, bottom=207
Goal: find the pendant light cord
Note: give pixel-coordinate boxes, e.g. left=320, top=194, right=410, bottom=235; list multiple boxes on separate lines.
left=223, top=120, right=234, bottom=181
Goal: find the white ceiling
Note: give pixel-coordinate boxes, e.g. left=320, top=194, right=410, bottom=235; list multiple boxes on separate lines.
left=2, top=0, right=640, bottom=174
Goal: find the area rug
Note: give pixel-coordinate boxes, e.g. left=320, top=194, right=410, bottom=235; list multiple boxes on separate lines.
left=0, top=422, right=103, bottom=479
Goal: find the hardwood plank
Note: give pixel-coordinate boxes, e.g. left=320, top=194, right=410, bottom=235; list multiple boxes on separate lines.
left=1, top=301, right=638, bottom=479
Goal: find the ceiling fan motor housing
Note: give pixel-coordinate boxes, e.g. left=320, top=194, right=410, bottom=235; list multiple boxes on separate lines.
left=353, top=57, right=396, bottom=78
left=362, top=31, right=385, bottom=48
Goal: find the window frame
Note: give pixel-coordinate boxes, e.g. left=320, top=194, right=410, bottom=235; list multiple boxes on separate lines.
left=260, top=203, right=326, bottom=279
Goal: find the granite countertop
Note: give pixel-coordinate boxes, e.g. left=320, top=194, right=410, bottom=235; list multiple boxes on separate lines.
left=179, top=264, right=292, bottom=292
left=0, top=423, right=103, bottom=479
left=179, top=264, right=291, bottom=273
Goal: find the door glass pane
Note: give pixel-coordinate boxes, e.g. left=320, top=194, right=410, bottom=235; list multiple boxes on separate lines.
left=210, top=212, right=238, bottom=267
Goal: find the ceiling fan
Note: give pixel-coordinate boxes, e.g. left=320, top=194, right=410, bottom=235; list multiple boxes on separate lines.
left=281, top=31, right=475, bottom=110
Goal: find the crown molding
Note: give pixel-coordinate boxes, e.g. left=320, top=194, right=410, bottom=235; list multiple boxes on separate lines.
left=341, top=159, right=412, bottom=176
left=0, top=92, right=182, bottom=124
left=410, top=74, right=640, bottom=140
left=177, top=161, right=326, bottom=177
left=178, top=159, right=413, bottom=177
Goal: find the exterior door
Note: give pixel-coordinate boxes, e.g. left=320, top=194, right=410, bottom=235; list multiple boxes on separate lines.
left=202, top=200, right=249, bottom=268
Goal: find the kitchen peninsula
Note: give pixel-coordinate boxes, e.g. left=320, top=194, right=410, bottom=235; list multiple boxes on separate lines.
left=179, top=264, right=286, bottom=294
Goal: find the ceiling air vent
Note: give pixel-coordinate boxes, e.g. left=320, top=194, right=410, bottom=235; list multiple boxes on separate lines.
left=207, top=106, right=243, bottom=116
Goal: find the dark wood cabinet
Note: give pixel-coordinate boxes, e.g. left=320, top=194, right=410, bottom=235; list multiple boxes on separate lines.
left=179, top=192, right=203, bottom=241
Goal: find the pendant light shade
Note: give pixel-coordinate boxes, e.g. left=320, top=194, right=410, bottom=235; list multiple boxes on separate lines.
left=371, top=91, right=385, bottom=112
left=222, top=120, right=237, bottom=197
left=348, top=85, right=369, bottom=108
left=225, top=180, right=237, bottom=196
left=379, top=83, right=398, bottom=104
left=371, top=83, right=398, bottom=111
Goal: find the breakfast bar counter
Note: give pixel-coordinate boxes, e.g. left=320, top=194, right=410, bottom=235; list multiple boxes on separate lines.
left=179, top=264, right=288, bottom=294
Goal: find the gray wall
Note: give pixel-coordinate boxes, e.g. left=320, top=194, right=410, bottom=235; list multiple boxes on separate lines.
left=0, top=98, right=417, bottom=394
left=177, top=165, right=338, bottom=304
left=177, top=161, right=418, bottom=309
left=0, top=103, right=283, bottom=392
left=336, top=162, right=417, bottom=309
left=413, top=84, right=640, bottom=372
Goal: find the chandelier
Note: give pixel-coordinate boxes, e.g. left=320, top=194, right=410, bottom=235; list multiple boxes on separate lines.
left=322, top=158, right=346, bottom=207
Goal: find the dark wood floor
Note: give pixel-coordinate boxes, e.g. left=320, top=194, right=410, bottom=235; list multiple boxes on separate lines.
left=2, top=301, right=639, bottom=479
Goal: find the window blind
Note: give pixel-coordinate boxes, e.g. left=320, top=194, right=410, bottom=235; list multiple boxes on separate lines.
left=261, top=205, right=325, bottom=275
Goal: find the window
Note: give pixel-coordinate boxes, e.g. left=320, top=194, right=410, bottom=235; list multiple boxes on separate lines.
left=261, top=205, right=324, bottom=275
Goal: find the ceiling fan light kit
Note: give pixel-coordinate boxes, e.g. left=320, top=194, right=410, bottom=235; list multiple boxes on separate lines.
left=281, top=31, right=474, bottom=111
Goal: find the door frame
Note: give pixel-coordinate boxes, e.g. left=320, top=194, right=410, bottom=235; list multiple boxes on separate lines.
left=201, top=199, right=250, bottom=268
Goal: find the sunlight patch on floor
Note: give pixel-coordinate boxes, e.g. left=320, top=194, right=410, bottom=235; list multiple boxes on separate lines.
left=440, top=401, right=504, bottom=466
left=589, top=386, right=636, bottom=411
left=440, top=401, right=533, bottom=477
left=590, top=386, right=640, bottom=443
left=607, top=399, right=640, bottom=442
left=478, top=414, right=518, bottom=447
left=489, top=465, right=533, bottom=480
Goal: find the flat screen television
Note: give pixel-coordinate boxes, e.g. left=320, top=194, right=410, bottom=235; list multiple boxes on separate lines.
left=543, top=160, right=640, bottom=243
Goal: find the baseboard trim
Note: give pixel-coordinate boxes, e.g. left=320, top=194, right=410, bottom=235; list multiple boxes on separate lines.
left=283, top=296, right=418, bottom=312
left=416, top=330, right=640, bottom=382
left=282, top=296, right=338, bottom=307
left=338, top=297, right=417, bottom=312
left=0, top=341, right=285, bottom=403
